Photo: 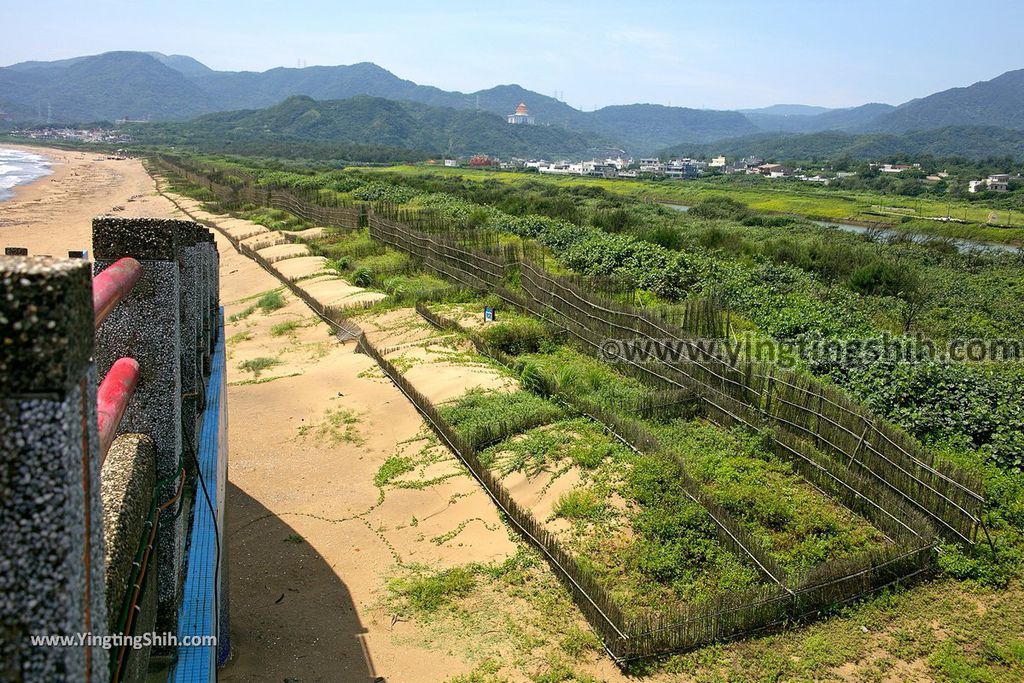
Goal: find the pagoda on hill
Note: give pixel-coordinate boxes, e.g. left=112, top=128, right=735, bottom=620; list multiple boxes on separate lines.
left=506, top=102, right=535, bottom=125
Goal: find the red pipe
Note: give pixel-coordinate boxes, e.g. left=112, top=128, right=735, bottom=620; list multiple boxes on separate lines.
left=97, top=357, right=140, bottom=461
left=93, top=257, right=142, bottom=328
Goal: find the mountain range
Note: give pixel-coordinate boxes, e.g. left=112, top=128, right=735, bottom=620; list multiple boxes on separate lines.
left=1, top=51, right=1023, bottom=158
left=131, top=95, right=612, bottom=159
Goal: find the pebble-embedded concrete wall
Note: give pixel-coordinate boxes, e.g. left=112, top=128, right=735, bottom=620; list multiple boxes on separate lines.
left=0, top=256, right=108, bottom=682
left=92, top=217, right=186, bottom=635
left=2, top=216, right=224, bottom=682
left=101, top=432, right=157, bottom=680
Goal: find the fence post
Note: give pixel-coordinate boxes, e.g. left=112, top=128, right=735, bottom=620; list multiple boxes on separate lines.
left=0, top=256, right=108, bottom=682
left=91, top=217, right=187, bottom=636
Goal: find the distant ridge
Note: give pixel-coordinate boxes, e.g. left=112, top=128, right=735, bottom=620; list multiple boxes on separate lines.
left=870, top=69, right=1024, bottom=132
left=661, top=125, right=1024, bottom=162
left=130, top=94, right=614, bottom=159
left=0, top=51, right=755, bottom=153
left=3, top=51, right=1023, bottom=157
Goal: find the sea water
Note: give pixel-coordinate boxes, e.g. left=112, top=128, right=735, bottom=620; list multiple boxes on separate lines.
left=0, top=147, right=52, bottom=201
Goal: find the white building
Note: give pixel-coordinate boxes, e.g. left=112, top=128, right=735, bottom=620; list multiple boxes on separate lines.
left=507, top=102, right=535, bottom=125
left=639, top=158, right=664, bottom=173
left=971, top=174, right=1011, bottom=193
left=709, top=155, right=727, bottom=168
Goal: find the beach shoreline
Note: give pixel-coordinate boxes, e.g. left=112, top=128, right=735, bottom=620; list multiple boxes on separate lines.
left=0, top=143, right=63, bottom=204
left=0, top=145, right=181, bottom=254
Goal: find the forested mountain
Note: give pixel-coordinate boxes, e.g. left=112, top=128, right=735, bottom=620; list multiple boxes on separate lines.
left=746, top=103, right=896, bottom=133
left=661, top=125, right=1024, bottom=162
left=1, top=51, right=212, bottom=121
left=130, top=95, right=612, bottom=159
left=4, top=51, right=1023, bottom=158
left=871, top=69, right=1024, bottom=133
left=1, top=52, right=754, bottom=152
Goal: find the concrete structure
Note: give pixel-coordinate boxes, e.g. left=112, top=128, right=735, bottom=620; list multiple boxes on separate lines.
left=638, top=158, right=663, bottom=173
left=101, top=433, right=157, bottom=682
left=506, top=102, right=535, bottom=125
left=987, top=174, right=1010, bottom=192
left=92, top=217, right=187, bottom=635
left=0, top=256, right=108, bottom=682
left=1, top=217, right=224, bottom=682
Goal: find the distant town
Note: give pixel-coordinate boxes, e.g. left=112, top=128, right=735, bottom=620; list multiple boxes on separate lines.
left=443, top=152, right=1020, bottom=196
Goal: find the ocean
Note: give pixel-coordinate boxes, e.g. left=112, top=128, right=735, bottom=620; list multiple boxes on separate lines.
left=0, top=147, right=52, bottom=201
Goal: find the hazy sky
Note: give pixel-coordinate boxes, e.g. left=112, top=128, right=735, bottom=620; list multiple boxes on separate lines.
left=3, top=0, right=1022, bottom=110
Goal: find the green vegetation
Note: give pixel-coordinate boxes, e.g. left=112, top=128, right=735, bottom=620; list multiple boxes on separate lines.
left=135, top=95, right=608, bottom=159
left=478, top=418, right=629, bottom=475
left=296, top=407, right=363, bottom=445
left=269, top=319, right=302, bottom=336
left=374, top=455, right=416, bottom=487
left=553, top=489, right=604, bottom=521
left=663, top=125, right=1024, bottom=164
left=239, top=206, right=313, bottom=231
left=652, top=420, right=890, bottom=571
left=438, top=389, right=565, bottom=449
left=388, top=566, right=477, bottom=613
left=164, top=154, right=1024, bottom=679
left=257, top=290, right=287, bottom=312
left=238, top=356, right=279, bottom=377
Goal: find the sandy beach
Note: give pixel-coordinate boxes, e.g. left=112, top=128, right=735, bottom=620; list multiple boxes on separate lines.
left=0, top=144, right=180, bottom=255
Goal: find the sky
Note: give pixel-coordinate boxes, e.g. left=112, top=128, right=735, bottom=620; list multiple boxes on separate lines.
left=3, top=0, right=1022, bottom=111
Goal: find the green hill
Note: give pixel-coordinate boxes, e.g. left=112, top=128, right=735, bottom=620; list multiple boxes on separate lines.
left=1, top=51, right=211, bottom=121
left=662, top=126, right=1024, bottom=162
left=1, top=52, right=758, bottom=153
left=872, top=69, right=1024, bottom=133
left=131, top=95, right=613, bottom=159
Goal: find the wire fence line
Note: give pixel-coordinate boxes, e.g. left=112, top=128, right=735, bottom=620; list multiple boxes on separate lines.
left=156, top=153, right=982, bottom=542
left=412, top=304, right=937, bottom=659
left=152, top=156, right=987, bottom=660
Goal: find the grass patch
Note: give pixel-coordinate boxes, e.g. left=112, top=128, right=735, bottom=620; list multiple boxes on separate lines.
left=257, top=290, right=286, bottom=312
left=226, top=331, right=252, bottom=345
left=238, top=356, right=279, bottom=377
left=651, top=419, right=890, bottom=571
left=516, top=348, right=652, bottom=412
left=297, top=407, right=363, bottom=445
left=388, top=566, right=477, bottom=613
left=229, top=372, right=302, bottom=386
left=270, top=319, right=302, bottom=336
left=438, top=389, right=565, bottom=450
left=228, top=305, right=256, bottom=323
left=553, top=489, right=604, bottom=521
left=479, top=418, right=628, bottom=475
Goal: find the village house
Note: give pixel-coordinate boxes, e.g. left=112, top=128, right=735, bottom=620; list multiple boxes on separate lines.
left=970, top=174, right=1012, bottom=193
left=638, top=158, right=664, bottom=174
left=755, top=163, right=792, bottom=178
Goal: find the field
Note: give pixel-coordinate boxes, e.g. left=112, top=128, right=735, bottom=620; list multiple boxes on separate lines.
left=350, top=164, right=1024, bottom=243
left=156, top=154, right=1024, bottom=681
